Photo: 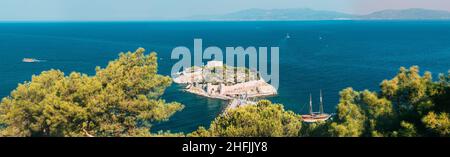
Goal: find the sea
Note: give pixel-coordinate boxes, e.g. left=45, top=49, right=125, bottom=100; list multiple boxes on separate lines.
left=0, top=20, right=449, bottom=133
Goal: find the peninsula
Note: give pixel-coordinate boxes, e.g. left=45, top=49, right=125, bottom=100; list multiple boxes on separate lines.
left=173, top=61, right=277, bottom=100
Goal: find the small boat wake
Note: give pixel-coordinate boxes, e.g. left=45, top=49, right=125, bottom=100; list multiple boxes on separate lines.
left=22, top=58, right=46, bottom=63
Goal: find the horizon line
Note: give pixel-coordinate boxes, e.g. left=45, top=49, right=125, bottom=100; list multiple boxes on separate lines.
left=2, top=19, right=450, bottom=23
left=1, top=7, right=450, bottom=22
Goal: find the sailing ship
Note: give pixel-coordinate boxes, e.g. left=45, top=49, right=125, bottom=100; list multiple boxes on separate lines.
left=301, top=90, right=332, bottom=123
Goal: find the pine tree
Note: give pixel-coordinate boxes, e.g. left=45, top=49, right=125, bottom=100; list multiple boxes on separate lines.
left=0, top=48, right=183, bottom=137
left=189, top=100, right=302, bottom=137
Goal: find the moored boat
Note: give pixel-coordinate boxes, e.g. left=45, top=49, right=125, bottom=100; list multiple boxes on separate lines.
left=22, top=58, right=40, bottom=63
left=286, top=33, right=291, bottom=39
left=301, top=90, right=332, bottom=123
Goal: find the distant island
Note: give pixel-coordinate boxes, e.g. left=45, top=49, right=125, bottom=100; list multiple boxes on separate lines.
left=186, top=8, right=450, bottom=21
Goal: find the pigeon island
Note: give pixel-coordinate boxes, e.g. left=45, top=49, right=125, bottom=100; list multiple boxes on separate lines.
left=173, top=61, right=277, bottom=100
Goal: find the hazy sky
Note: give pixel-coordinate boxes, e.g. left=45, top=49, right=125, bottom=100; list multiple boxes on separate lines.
left=1, top=0, right=449, bottom=21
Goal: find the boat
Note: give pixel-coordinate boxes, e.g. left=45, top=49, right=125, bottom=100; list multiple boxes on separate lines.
left=185, top=84, right=192, bottom=89
left=286, top=33, right=291, bottom=39
left=301, top=90, right=332, bottom=123
left=22, top=58, right=40, bottom=63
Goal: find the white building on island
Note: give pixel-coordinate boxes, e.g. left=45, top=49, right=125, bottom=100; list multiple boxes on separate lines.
left=206, top=60, right=223, bottom=68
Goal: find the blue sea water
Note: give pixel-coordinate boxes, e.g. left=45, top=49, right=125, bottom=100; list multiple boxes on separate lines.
left=0, top=21, right=449, bottom=133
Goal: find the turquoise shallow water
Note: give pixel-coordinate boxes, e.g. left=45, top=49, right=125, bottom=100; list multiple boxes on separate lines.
left=0, top=21, right=449, bottom=133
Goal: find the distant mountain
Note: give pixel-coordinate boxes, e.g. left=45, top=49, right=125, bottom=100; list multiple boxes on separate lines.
left=188, top=8, right=354, bottom=20
left=361, top=8, right=450, bottom=19
left=187, top=8, right=450, bottom=21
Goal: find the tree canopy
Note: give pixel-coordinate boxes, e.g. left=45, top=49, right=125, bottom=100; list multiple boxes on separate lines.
left=189, top=100, right=302, bottom=137
left=1, top=51, right=448, bottom=138
left=191, top=66, right=449, bottom=137
left=0, top=48, right=183, bottom=137
left=328, top=66, right=450, bottom=137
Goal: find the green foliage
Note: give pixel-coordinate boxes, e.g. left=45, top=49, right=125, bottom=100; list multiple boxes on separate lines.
left=328, top=88, right=366, bottom=137
left=188, top=126, right=212, bottom=137
left=380, top=66, right=434, bottom=116
left=0, top=48, right=183, bottom=137
left=1, top=54, right=448, bottom=138
left=397, top=121, right=418, bottom=137
left=300, top=121, right=330, bottom=137
left=189, top=66, right=449, bottom=137
left=151, top=130, right=186, bottom=137
left=432, top=72, right=450, bottom=113
left=329, top=66, right=450, bottom=137
left=422, top=112, right=450, bottom=137
left=189, top=100, right=302, bottom=137
left=360, top=90, right=396, bottom=136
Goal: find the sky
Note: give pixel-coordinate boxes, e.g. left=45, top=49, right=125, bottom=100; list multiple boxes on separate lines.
left=0, top=0, right=449, bottom=21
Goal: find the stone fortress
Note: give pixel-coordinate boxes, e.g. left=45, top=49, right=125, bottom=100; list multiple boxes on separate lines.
left=173, top=61, right=277, bottom=100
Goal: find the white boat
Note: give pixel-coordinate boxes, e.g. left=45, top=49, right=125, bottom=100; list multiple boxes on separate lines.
left=286, top=33, right=291, bottom=39
left=22, top=58, right=40, bottom=63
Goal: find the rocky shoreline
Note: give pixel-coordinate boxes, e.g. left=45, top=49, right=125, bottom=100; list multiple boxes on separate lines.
left=173, top=61, right=277, bottom=101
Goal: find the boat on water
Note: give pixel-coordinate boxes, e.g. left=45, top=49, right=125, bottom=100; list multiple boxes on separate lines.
left=301, top=90, right=332, bottom=123
left=22, top=58, right=41, bottom=63
left=286, top=33, right=291, bottom=39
